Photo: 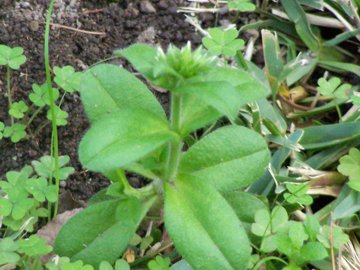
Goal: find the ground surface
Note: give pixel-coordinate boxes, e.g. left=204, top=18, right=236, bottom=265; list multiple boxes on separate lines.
left=0, top=0, right=214, bottom=203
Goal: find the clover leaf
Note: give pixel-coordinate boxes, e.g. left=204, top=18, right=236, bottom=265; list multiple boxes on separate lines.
left=32, top=155, right=74, bottom=180
left=47, top=106, right=68, bottom=126
left=148, top=256, right=171, bottom=270
left=304, top=215, right=321, bottom=241
left=54, top=66, right=81, bottom=93
left=317, top=225, right=349, bottom=249
left=317, top=77, right=351, bottom=99
left=0, top=197, right=12, bottom=217
left=26, top=177, right=58, bottom=202
left=0, top=121, right=4, bottom=140
left=202, top=28, right=245, bottom=57
left=3, top=123, right=26, bottom=142
left=338, top=148, right=360, bottom=191
left=99, top=260, right=130, bottom=270
left=29, top=83, right=60, bottom=107
left=9, top=101, right=28, bottom=119
left=251, top=205, right=288, bottom=237
left=0, top=45, right=27, bottom=70
left=228, top=0, right=256, bottom=12
left=284, top=183, right=313, bottom=206
left=46, top=257, right=94, bottom=270
left=0, top=238, right=20, bottom=265
left=18, top=235, right=52, bottom=257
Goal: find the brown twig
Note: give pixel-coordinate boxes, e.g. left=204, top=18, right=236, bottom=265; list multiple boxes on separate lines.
left=277, top=94, right=313, bottom=111
left=81, top=8, right=104, bottom=15
left=49, top=23, right=106, bottom=36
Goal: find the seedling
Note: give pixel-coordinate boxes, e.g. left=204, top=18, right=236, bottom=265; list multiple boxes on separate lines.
left=3, top=123, right=26, bottom=143
left=317, top=77, right=351, bottom=100
left=148, top=256, right=171, bottom=270
left=54, top=43, right=270, bottom=269
left=9, top=101, right=28, bottom=119
left=0, top=44, right=27, bottom=124
left=54, top=66, right=81, bottom=93
left=202, top=28, right=244, bottom=57
left=251, top=207, right=347, bottom=269
left=47, top=106, right=69, bottom=126
left=338, top=148, right=360, bottom=191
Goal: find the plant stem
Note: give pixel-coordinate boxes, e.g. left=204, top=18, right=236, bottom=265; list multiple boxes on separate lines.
left=26, top=107, right=43, bottom=128
left=45, top=0, right=60, bottom=219
left=6, top=65, right=14, bottom=124
left=335, top=104, right=342, bottom=122
left=164, top=93, right=183, bottom=182
left=236, top=50, right=249, bottom=71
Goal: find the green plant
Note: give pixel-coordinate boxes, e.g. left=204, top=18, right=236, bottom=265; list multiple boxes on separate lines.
left=147, top=256, right=170, bottom=270
left=338, top=148, right=360, bottom=191
left=251, top=208, right=348, bottom=269
left=53, top=43, right=270, bottom=269
left=227, top=0, right=256, bottom=12
left=202, top=28, right=245, bottom=57
left=0, top=43, right=80, bottom=144
left=0, top=44, right=27, bottom=124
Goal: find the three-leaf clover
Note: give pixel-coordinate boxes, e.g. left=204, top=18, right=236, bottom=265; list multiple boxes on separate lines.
left=18, top=235, right=52, bottom=256
left=148, top=256, right=171, bottom=270
left=0, top=166, right=35, bottom=220
left=227, top=0, right=256, bottom=12
left=0, top=45, right=27, bottom=70
left=26, top=177, right=58, bottom=202
left=0, top=238, right=20, bottom=265
left=251, top=205, right=288, bottom=237
left=3, top=123, right=26, bottom=142
left=47, top=106, right=69, bottom=126
left=202, top=28, right=245, bottom=57
left=54, top=66, right=81, bottom=93
left=284, top=183, right=313, bottom=206
left=29, top=83, right=60, bottom=107
left=317, top=77, right=351, bottom=99
left=337, top=148, right=360, bottom=191
left=32, top=155, right=74, bottom=180
left=0, top=121, right=4, bottom=139
left=9, top=101, right=28, bottom=119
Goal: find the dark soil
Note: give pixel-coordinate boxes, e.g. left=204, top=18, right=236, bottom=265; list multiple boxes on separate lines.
left=0, top=0, right=214, bottom=203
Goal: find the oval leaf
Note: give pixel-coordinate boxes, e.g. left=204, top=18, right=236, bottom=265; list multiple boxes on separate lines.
left=54, top=198, right=142, bottom=267
left=179, top=126, right=270, bottom=192
left=165, top=175, right=251, bottom=269
left=80, top=64, right=165, bottom=123
left=79, top=108, right=175, bottom=172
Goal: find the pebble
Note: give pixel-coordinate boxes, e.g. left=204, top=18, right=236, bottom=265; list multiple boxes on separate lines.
left=30, top=20, right=39, bottom=32
left=140, top=0, right=156, bottom=14
left=158, top=0, right=169, bottom=9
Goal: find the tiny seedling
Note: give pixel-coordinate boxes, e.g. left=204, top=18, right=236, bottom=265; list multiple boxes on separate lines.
left=54, top=66, right=81, bottom=93
left=338, top=148, right=360, bottom=191
left=53, top=43, right=270, bottom=269
left=3, top=123, right=27, bottom=143
left=9, top=101, right=28, bottom=119
left=0, top=45, right=27, bottom=70
left=317, top=77, right=351, bottom=100
left=202, top=28, right=245, bottom=57
left=148, top=256, right=171, bottom=270
left=0, top=44, right=27, bottom=124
